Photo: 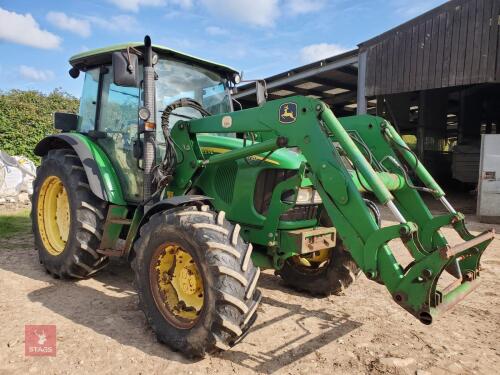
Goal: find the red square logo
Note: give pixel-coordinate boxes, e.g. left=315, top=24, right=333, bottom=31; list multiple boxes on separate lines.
left=25, top=325, right=56, bottom=356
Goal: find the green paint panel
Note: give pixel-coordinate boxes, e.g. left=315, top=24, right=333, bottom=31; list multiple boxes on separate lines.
left=72, top=133, right=126, bottom=205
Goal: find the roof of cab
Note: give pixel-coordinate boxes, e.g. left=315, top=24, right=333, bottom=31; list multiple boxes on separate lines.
left=69, top=42, right=238, bottom=75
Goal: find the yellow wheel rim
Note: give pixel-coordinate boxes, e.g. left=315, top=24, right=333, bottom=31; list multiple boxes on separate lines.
left=293, top=248, right=331, bottom=268
left=37, top=176, right=71, bottom=256
left=150, top=244, right=204, bottom=328
left=308, top=248, right=331, bottom=263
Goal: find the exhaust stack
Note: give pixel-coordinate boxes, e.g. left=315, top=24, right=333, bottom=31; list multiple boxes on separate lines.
left=142, top=35, right=156, bottom=206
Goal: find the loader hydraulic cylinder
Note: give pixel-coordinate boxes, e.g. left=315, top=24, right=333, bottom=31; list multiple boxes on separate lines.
left=204, top=138, right=280, bottom=166
left=382, top=123, right=445, bottom=198
left=320, top=106, right=394, bottom=205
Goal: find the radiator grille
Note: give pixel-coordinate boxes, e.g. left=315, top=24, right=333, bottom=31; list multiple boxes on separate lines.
left=214, top=162, right=237, bottom=204
left=254, top=169, right=318, bottom=221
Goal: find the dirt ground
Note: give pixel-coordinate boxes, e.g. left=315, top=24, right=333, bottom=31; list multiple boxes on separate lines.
left=1, top=196, right=499, bottom=375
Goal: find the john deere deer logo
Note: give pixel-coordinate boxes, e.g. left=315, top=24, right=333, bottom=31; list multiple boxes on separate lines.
left=279, top=102, right=297, bottom=124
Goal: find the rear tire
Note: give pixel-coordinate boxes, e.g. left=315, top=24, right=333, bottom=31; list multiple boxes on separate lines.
left=131, top=205, right=261, bottom=358
left=32, top=149, right=109, bottom=279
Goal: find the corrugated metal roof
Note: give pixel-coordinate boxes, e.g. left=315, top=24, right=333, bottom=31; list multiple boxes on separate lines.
left=233, top=49, right=359, bottom=114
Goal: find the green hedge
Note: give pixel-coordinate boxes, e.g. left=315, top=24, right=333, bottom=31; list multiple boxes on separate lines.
left=0, top=89, right=79, bottom=163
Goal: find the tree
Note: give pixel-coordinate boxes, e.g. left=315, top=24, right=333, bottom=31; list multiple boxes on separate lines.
left=0, top=89, right=79, bottom=163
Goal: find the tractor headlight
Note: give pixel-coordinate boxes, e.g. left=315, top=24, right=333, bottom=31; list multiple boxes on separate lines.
left=285, top=187, right=322, bottom=205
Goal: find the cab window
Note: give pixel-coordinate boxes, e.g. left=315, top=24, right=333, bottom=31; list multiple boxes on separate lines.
left=78, top=68, right=99, bottom=133
left=155, top=58, right=231, bottom=134
left=98, top=66, right=140, bottom=135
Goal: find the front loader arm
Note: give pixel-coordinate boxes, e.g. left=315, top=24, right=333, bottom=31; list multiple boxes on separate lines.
left=171, top=95, right=494, bottom=324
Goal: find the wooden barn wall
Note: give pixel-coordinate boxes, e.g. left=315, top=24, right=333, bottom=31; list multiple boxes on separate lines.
left=362, top=0, right=500, bottom=96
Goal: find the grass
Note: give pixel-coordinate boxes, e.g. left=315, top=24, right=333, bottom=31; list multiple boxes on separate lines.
left=0, top=209, right=32, bottom=238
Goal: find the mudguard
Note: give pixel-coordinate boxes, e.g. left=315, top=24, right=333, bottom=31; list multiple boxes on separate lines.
left=124, top=195, right=213, bottom=260
left=34, top=133, right=126, bottom=205
left=138, top=195, right=213, bottom=229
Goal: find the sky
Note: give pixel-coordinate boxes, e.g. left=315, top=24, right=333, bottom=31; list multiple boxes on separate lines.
left=0, top=0, right=444, bottom=97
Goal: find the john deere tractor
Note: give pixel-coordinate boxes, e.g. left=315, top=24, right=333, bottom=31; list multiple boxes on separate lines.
left=32, top=36, right=494, bottom=357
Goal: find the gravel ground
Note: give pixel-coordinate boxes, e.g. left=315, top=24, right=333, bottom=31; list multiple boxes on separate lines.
left=0, top=197, right=499, bottom=375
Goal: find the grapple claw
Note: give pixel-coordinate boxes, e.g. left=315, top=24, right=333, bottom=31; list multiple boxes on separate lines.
left=440, top=229, right=495, bottom=260
left=393, top=226, right=494, bottom=324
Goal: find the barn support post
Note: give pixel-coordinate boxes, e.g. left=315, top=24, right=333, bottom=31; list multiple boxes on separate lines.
left=357, top=51, right=367, bottom=114
left=417, top=91, right=426, bottom=160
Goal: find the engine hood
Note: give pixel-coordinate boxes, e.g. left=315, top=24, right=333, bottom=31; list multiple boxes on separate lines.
left=197, top=134, right=306, bottom=170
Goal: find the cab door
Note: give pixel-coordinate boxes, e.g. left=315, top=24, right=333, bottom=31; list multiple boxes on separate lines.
left=96, top=65, right=143, bottom=202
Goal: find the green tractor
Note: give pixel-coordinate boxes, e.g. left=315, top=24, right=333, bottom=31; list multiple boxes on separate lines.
left=32, top=36, right=494, bottom=357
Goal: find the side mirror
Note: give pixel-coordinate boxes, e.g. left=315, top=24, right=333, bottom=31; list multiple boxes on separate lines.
left=54, top=112, right=79, bottom=132
left=112, top=51, right=139, bottom=87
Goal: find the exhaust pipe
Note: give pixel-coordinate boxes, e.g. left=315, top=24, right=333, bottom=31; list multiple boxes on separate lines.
left=142, top=35, right=156, bottom=207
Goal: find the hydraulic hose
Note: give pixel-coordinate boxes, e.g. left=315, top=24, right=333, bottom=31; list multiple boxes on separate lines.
left=153, top=98, right=211, bottom=190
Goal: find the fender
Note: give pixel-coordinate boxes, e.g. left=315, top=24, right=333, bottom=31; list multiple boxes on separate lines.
left=138, top=195, right=213, bottom=230
left=34, top=133, right=126, bottom=205
left=126, top=195, right=213, bottom=260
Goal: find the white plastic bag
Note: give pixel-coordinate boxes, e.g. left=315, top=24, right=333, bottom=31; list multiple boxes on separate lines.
left=0, top=150, right=36, bottom=199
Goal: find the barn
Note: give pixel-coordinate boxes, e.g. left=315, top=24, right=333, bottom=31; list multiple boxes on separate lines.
left=234, top=0, right=500, bottom=186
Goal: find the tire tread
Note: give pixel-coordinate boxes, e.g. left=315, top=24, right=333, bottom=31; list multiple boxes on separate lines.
left=131, top=204, right=261, bottom=357
left=32, top=148, right=109, bottom=279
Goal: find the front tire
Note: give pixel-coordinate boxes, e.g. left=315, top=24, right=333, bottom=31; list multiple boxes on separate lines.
left=131, top=205, right=261, bottom=357
left=32, top=149, right=109, bottom=279
left=277, top=240, right=359, bottom=296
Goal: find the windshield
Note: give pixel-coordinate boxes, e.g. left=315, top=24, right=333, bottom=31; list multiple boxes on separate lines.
left=155, top=58, right=232, bottom=130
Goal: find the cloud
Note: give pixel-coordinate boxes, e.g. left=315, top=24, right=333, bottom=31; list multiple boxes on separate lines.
left=19, top=65, right=55, bottom=81
left=87, top=15, right=138, bottom=32
left=0, top=7, right=61, bottom=49
left=200, top=0, right=279, bottom=27
left=198, top=0, right=324, bottom=27
left=299, top=43, right=349, bottom=63
left=46, top=11, right=91, bottom=37
left=170, top=0, right=193, bottom=9
left=285, top=0, right=325, bottom=15
left=205, top=26, right=228, bottom=36
left=107, top=0, right=165, bottom=12
left=392, top=0, right=442, bottom=18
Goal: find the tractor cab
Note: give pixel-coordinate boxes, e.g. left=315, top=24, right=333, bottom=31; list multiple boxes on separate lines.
left=68, top=43, right=240, bottom=202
